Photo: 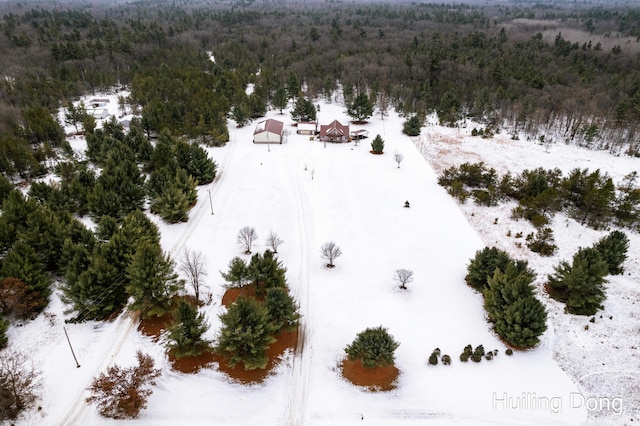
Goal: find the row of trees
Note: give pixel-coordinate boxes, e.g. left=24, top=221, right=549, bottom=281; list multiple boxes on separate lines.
left=466, top=247, right=547, bottom=348
left=439, top=163, right=640, bottom=232
left=217, top=251, right=300, bottom=370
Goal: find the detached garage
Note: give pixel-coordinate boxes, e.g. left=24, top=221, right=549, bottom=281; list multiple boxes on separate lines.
left=253, top=119, right=284, bottom=144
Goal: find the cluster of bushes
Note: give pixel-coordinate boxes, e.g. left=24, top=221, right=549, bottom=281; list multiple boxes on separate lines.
left=439, top=163, right=639, bottom=233
left=216, top=251, right=300, bottom=370
left=428, top=348, right=451, bottom=366
left=466, top=247, right=547, bottom=348
left=547, top=231, right=629, bottom=315
left=459, top=344, right=500, bottom=363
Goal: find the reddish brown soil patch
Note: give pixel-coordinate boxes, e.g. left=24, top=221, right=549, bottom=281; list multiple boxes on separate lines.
left=138, top=313, right=173, bottom=341
left=214, top=326, right=299, bottom=384
left=221, top=285, right=259, bottom=307
left=168, top=348, right=217, bottom=374
left=341, top=358, right=399, bottom=391
left=369, top=150, right=384, bottom=155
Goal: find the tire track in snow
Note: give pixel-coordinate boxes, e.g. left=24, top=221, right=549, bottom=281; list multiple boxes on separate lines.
left=58, top=138, right=240, bottom=425
left=283, top=150, right=314, bottom=426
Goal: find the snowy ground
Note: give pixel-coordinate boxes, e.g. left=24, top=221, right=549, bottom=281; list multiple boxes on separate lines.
left=8, top=93, right=638, bottom=425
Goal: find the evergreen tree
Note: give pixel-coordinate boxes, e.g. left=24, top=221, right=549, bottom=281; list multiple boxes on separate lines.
left=495, top=296, right=547, bottom=348
left=61, top=243, right=126, bottom=321
left=547, top=247, right=608, bottom=315
left=231, top=103, right=249, bottom=127
left=483, top=265, right=546, bottom=348
left=290, top=97, right=316, bottom=122
left=592, top=230, right=629, bottom=275
left=402, top=115, right=423, bottom=136
left=215, top=296, right=277, bottom=370
left=220, top=257, right=249, bottom=288
left=168, top=300, right=210, bottom=359
left=177, top=142, right=217, bottom=185
left=614, top=172, right=640, bottom=229
left=0, top=319, right=8, bottom=349
left=0, top=241, right=51, bottom=312
left=346, top=92, right=374, bottom=122
left=0, top=175, right=13, bottom=206
left=151, top=182, right=190, bottom=223
left=286, top=71, right=300, bottom=100
left=0, top=191, right=38, bottom=256
left=371, top=134, right=385, bottom=154
left=272, top=86, right=288, bottom=113
left=344, top=326, right=399, bottom=368
left=246, top=250, right=287, bottom=296
left=149, top=130, right=176, bottom=172
left=18, top=206, right=70, bottom=272
left=265, top=287, right=300, bottom=332
left=126, top=241, right=183, bottom=319
left=465, top=246, right=513, bottom=291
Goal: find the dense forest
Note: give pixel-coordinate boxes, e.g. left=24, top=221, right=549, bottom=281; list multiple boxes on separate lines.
left=1, top=0, right=640, bottom=179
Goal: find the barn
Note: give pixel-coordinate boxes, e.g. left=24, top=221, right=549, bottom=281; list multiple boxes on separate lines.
left=319, top=120, right=350, bottom=143
left=253, top=118, right=284, bottom=144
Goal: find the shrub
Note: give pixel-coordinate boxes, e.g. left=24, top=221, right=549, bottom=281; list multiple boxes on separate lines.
left=402, top=115, right=422, bottom=136
left=428, top=348, right=441, bottom=366
left=525, top=227, right=557, bottom=256
left=465, top=247, right=513, bottom=291
left=485, top=352, right=494, bottom=361
left=0, top=319, right=8, bottom=349
left=441, top=354, right=451, bottom=365
left=459, top=344, right=472, bottom=362
left=505, top=348, right=513, bottom=356
left=471, top=345, right=485, bottom=363
left=86, top=351, right=161, bottom=419
left=0, top=350, right=41, bottom=421
left=168, top=300, right=211, bottom=359
left=345, top=326, right=399, bottom=368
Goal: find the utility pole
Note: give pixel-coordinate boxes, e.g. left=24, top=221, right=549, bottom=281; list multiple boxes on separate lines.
left=208, top=189, right=214, bottom=215
left=63, top=327, right=81, bottom=368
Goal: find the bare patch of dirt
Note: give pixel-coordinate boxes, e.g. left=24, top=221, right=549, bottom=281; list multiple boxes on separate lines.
left=168, top=348, right=216, bottom=374
left=221, top=285, right=258, bottom=307
left=138, top=313, right=173, bottom=342
left=341, top=358, right=399, bottom=391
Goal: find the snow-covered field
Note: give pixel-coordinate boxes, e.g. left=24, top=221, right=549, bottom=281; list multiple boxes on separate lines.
left=9, top=93, right=638, bottom=425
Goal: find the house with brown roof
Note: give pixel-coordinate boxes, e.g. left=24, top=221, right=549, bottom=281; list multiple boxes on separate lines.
left=253, top=118, right=284, bottom=144
left=319, top=120, right=350, bottom=143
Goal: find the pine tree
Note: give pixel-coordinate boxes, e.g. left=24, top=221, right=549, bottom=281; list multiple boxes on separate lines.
left=402, top=115, right=423, bottom=136
left=272, top=86, right=288, bottom=113
left=290, top=97, right=316, bottom=122
left=371, top=134, right=385, bottom=154
left=495, top=296, right=548, bottom=348
left=344, top=326, right=399, bottom=368
left=593, top=230, right=629, bottom=275
left=246, top=250, right=287, bottom=296
left=285, top=71, right=300, bottom=100
left=168, top=300, right=210, bottom=359
left=184, top=143, right=217, bottom=185
left=0, top=241, right=51, bottom=310
left=231, top=103, right=249, bottom=127
left=126, top=241, right=183, bottom=319
left=265, top=287, right=300, bottom=332
left=0, top=191, right=38, bottom=256
left=465, top=247, right=513, bottom=291
left=483, top=265, right=546, bottom=348
left=547, top=247, right=608, bottom=315
left=220, top=257, right=249, bottom=288
left=346, top=92, right=374, bottom=123
left=483, top=263, right=535, bottom=323
left=151, top=182, right=190, bottom=223
left=215, top=296, right=277, bottom=370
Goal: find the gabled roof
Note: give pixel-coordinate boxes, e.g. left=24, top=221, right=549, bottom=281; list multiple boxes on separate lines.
left=254, top=118, right=284, bottom=135
left=319, top=120, right=349, bottom=137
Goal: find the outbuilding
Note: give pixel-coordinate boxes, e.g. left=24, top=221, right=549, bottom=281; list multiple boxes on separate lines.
left=297, top=122, right=317, bottom=135
left=253, top=118, right=284, bottom=144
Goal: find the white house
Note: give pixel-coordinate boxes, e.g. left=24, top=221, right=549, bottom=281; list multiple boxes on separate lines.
left=253, top=118, right=284, bottom=144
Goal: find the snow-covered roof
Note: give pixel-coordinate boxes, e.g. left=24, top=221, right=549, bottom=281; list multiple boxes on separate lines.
left=254, top=118, right=284, bottom=135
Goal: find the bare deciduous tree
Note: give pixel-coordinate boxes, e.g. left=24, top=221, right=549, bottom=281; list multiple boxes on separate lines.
left=394, top=269, right=414, bottom=289
left=320, top=241, right=342, bottom=268
left=0, top=349, right=41, bottom=421
left=179, top=248, right=208, bottom=303
left=266, top=231, right=284, bottom=254
left=86, top=351, right=161, bottom=419
left=394, top=150, right=404, bottom=168
left=237, top=226, right=258, bottom=254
